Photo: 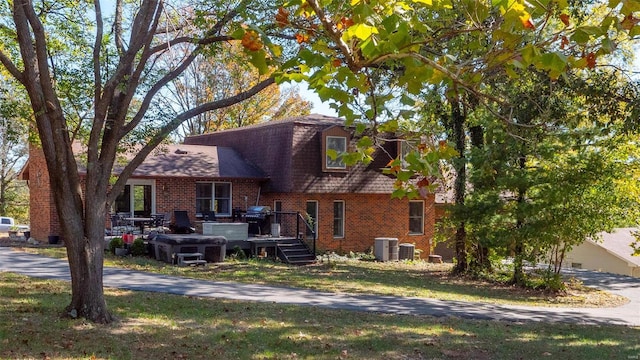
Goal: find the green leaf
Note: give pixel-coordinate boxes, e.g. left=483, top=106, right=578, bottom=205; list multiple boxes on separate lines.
left=248, top=50, right=269, bottom=75
left=357, top=136, right=374, bottom=148
left=326, top=148, right=339, bottom=161
left=600, top=37, right=616, bottom=54
left=520, top=45, right=538, bottom=67
left=621, top=0, right=640, bottom=14
left=345, top=23, right=379, bottom=41
left=537, top=52, right=568, bottom=73
left=571, top=26, right=604, bottom=44
left=391, top=188, right=407, bottom=199
left=230, top=28, right=246, bottom=40
left=397, top=170, right=413, bottom=181
left=379, top=120, right=399, bottom=133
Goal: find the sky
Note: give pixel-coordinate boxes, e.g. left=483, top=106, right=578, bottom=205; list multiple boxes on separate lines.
left=293, top=82, right=339, bottom=117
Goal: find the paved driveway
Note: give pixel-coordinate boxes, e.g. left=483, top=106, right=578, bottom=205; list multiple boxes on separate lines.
left=0, top=247, right=638, bottom=326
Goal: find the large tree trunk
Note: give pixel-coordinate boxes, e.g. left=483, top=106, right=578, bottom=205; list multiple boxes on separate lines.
left=451, top=97, right=468, bottom=274
left=44, top=131, right=114, bottom=323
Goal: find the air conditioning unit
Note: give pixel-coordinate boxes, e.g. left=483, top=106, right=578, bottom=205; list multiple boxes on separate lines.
left=374, top=237, right=399, bottom=262
left=399, top=243, right=415, bottom=260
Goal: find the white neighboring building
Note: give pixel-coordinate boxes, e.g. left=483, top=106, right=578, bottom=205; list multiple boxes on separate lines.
left=564, top=228, right=640, bottom=278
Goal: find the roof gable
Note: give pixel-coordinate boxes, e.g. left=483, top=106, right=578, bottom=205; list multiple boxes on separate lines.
left=590, top=228, right=640, bottom=267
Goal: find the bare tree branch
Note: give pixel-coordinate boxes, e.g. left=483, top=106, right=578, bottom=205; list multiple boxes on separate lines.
left=108, top=76, right=275, bottom=203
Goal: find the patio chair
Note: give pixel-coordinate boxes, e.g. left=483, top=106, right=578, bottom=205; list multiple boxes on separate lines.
left=171, top=210, right=195, bottom=234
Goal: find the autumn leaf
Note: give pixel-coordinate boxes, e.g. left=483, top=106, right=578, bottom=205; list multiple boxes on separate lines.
left=332, top=58, right=342, bottom=67
left=520, top=13, right=535, bottom=30
left=620, top=14, right=640, bottom=30
left=585, top=52, right=596, bottom=69
left=296, top=33, right=310, bottom=44
left=337, top=17, right=354, bottom=30
left=417, top=177, right=431, bottom=188
left=275, top=7, right=290, bottom=28
left=560, top=36, right=569, bottom=49
left=559, top=13, right=570, bottom=26
left=241, top=30, right=263, bottom=51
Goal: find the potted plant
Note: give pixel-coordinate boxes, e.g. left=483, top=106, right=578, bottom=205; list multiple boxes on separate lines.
left=109, top=237, right=128, bottom=256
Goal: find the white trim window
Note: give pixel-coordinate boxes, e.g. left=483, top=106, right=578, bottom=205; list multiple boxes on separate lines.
left=326, top=136, right=347, bottom=169
left=409, top=200, right=424, bottom=235
left=196, top=182, right=232, bottom=217
left=333, top=200, right=345, bottom=238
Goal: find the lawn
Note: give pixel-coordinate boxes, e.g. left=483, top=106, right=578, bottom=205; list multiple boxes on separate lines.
left=0, top=272, right=638, bottom=360
left=18, top=245, right=627, bottom=308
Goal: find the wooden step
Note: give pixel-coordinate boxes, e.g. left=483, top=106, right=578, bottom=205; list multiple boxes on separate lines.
left=180, top=259, right=207, bottom=266
left=175, top=252, right=206, bottom=266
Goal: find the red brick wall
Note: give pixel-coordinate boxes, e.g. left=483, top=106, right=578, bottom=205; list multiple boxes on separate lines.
left=128, top=178, right=261, bottom=222
left=261, top=192, right=435, bottom=257
left=27, top=143, right=263, bottom=238
left=27, top=146, right=60, bottom=242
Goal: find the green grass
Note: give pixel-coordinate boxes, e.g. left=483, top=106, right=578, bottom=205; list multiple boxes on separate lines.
left=0, top=272, right=638, bottom=360
left=22, top=246, right=626, bottom=308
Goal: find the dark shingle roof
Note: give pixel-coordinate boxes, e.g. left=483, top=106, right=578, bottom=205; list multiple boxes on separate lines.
left=185, top=114, right=399, bottom=194
left=76, top=143, right=267, bottom=180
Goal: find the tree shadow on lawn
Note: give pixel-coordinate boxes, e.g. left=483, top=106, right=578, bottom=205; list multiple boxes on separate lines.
left=1, top=273, right=638, bottom=360
left=275, top=262, right=591, bottom=305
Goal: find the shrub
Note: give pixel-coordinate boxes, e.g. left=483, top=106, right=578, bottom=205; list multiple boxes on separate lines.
left=108, top=237, right=124, bottom=254
left=130, top=238, right=146, bottom=256
left=229, top=245, right=247, bottom=260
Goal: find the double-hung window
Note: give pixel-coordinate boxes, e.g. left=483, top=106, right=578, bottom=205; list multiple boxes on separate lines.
left=409, top=200, right=424, bottom=235
left=196, top=182, right=232, bottom=217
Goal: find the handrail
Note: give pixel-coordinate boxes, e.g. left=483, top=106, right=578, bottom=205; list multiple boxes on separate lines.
left=296, top=211, right=316, bottom=256
left=270, top=211, right=316, bottom=256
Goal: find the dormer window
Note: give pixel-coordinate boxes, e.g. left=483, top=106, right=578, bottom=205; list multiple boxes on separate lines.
left=322, top=126, right=350, bottom=172
left=326, top=136, right=347, bottom=169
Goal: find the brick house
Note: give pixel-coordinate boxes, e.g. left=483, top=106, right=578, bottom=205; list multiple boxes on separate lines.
left=22, top=114, right=437, bottom=256
left=184, top=114, right=436, bottom=255
left=22, top=143, right=268, bottom=243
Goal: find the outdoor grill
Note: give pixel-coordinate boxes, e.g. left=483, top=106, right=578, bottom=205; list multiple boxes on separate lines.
left=245, top=205, right=272, bottom=235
